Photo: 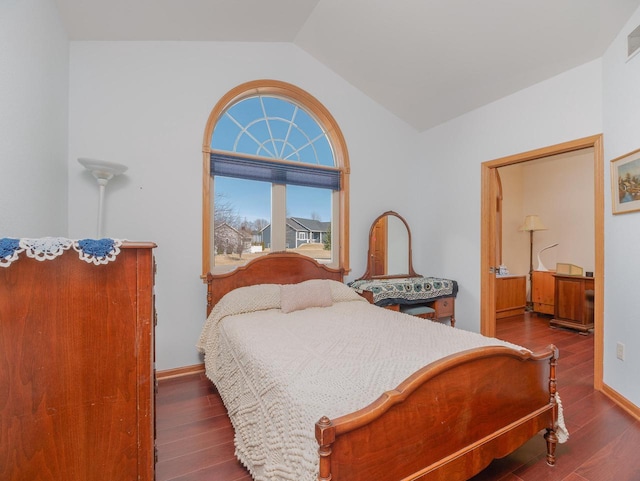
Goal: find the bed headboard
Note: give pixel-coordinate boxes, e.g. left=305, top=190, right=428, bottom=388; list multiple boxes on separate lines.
left=205, top=252, right=344, bottom=315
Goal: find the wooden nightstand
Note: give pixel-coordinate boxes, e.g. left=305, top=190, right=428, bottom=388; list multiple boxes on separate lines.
left=495, top=275, right=526, bottom=319
left=532, top=270, right=555, bottom=315
left=550, top=274, right=594, bottom=332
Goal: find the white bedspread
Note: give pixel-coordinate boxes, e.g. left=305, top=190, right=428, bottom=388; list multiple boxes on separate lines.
left=196, top=281, right=543, bottom=481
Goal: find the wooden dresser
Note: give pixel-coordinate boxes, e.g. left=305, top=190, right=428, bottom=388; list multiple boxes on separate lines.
left=0, top=242, right=156, bottom=481
left=495, top=275, right=526, bottom=319
left=532, top=270, right=555, bottom=315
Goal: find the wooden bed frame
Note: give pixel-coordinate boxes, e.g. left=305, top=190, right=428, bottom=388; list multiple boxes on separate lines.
left=205, top=252, right=559, bottom=481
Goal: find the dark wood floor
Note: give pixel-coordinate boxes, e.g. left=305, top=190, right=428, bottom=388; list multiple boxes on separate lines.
left=156, top=313, right=640, bottom=481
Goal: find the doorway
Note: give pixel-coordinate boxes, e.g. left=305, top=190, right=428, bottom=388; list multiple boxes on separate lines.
left=480, top=135, right=604, bottom=390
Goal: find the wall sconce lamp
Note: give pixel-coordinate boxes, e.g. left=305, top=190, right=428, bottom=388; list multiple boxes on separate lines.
left=537, top=243, right=559, bottom=271
left=78, top=158, right=128, bottom=238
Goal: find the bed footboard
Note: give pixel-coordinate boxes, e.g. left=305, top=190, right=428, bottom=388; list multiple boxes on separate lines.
left=315, top=345, right=558, bottom=481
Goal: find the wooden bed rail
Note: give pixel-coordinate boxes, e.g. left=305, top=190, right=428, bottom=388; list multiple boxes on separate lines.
left=316, top=345, right=559, bottom=481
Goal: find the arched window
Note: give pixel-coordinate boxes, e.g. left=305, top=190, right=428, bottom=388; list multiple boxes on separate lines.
left=202, top=80, right=350, bottom=276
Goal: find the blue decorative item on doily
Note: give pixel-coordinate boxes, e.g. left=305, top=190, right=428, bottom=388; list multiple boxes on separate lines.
left=74, top=238, right=122, bottom=265
left=77, top=238, right=116, bottom=257
left=0, top=238, right=21, bottom=267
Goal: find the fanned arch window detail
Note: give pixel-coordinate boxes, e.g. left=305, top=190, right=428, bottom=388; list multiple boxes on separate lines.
left=212, top=96, right=335, bottom=167
left=202, top=80, right=350, bottom=276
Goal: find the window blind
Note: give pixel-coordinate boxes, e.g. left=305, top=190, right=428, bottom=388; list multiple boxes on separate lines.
left=210, top=153, right=340, bottom=191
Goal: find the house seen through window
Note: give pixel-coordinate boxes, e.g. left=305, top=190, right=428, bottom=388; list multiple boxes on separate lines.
left=201, top=80, right=350, bottom=275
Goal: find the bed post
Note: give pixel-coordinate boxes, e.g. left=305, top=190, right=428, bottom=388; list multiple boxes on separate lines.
left=316, top=416, right=335, bottom=481
left=206, top=272, right=214, bottom=316
left=544, top=345, right=559, bottom=466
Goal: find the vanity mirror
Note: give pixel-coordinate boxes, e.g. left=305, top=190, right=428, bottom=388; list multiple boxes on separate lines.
left=352, top=211, right=458, bottom=327
left=361, top=211, right=417, bottom=279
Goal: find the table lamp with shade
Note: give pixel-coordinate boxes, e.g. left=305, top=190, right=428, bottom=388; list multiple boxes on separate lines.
left=78, top=158, right=128, bottom=238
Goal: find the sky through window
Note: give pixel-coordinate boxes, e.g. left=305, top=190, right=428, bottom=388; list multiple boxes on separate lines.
left=211, top=95, right=335, bottom=222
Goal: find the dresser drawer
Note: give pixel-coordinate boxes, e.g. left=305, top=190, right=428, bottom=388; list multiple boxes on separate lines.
left=432, top=297, right=454, bottom=318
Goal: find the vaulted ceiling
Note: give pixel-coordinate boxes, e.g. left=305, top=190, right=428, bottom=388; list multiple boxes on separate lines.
left=55, top=0, right=640, bottom=131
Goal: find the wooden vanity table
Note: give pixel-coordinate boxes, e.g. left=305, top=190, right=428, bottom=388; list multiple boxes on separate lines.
left=357, top=285, right=456, bottom=326
left=350, top=211, right=458, bottom=326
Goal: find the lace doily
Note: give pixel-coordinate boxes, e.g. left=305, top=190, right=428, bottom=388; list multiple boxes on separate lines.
left=0, top=237, right=124, bottom=267
left=20, top=237, right=73, bottom=261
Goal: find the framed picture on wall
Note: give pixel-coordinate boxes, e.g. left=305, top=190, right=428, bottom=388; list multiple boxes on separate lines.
left=611, top=147, right=640, bottom=215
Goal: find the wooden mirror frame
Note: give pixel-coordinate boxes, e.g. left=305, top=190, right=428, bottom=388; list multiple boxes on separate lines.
left=359, top=211, right=419, bottom=280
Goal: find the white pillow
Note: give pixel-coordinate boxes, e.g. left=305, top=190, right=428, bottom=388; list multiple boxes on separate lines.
left=325, top=279, right=368, bottom=303
left=280, top=279, right=333, bottom=313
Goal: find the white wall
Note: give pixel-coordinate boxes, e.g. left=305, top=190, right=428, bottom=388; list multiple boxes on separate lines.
left=67, top=41, right=417, bottom=370
left=413, top=59, right=602, bottom=334
left=0, top=0, right=68, bottom=236
left=602, top=6, right=640, bottom=406
left=10, top=2, right=639, bottom=407
left=520, top=150, right=595, bottom=273
left=499, top=150, right=595, bottom=298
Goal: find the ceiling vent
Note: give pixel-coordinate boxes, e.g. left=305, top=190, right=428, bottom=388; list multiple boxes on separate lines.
left=628, top=24, right=640, bottom=60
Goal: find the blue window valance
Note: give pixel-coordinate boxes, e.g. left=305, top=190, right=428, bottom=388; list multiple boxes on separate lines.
left=210, top=152, right=341, bottom=191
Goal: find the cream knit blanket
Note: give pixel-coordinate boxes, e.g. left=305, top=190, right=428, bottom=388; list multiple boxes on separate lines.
left=197, top=280, right=566, bottom=481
